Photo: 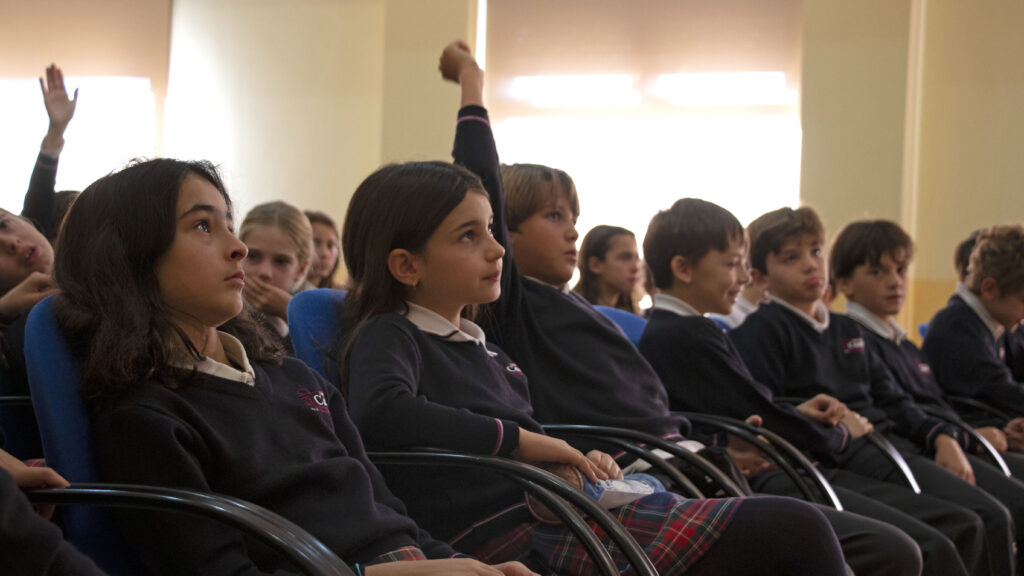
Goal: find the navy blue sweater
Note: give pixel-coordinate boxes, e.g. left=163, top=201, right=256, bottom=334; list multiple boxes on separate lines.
left=731, top=302, right=959, bottom=454
left=923, top=295, right=1024, bottom=417
left=639, top=309, right=849, bottom=463
left=453, top=106, right=689, bottom=440
left=94, top=358, right=453, bottom=575
left=1001, top=327, right=1024, bottom=383
left=347, top=312, right=542, bottom=540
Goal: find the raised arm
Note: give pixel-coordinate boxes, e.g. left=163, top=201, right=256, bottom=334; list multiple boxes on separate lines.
left=24, top=64, right=78, bottom=236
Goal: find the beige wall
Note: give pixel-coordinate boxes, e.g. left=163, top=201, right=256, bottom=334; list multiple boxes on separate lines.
left=802, top=0, right=1024, bottom=337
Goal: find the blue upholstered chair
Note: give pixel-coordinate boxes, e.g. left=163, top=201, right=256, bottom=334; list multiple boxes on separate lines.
left=594, top=305, right=647, bottom=346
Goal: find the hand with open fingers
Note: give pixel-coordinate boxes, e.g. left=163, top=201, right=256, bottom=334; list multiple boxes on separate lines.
left=364, top=558, right=538, bottom=576
left=0, top=271, right=58, bottom=320
left=586, top=450, right=623, bottom=480
left=934, top=434, right=975, bottom=485
left=243, top=276, right=292, bottom=319
left=513, top=429, right=607, bottom=482
left=839, top=410, right=874, bottom=439
left=725, top=435, right=775, bottom=477
left=976, top=426, right=1009, bottom=453
left=39, top=64, right=77, bottom=133
left=797, top=394, right=848, bottom=425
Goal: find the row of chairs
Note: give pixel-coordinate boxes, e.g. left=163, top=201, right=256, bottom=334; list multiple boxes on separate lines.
left=2, top=292, right=1000, bottom=575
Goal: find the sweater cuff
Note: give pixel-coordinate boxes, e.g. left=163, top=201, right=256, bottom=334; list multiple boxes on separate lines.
left=457, top=104, right=489, bottom=122
left=926, top=423, right=966, bottom=454
left=35, top=152, right=59, bottom=168
left=832, top=422, right=851, bottom=453
left=494, top=419, right=520, bottom=457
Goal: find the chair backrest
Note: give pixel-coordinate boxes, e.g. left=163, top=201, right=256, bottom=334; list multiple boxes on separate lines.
left=287, top=289, right=347, bottom=382
left=25, top=295, right=146, bottom=575
left=594, top=305, right=647, bottom=346
left=918, top=322, right=929, bottom=340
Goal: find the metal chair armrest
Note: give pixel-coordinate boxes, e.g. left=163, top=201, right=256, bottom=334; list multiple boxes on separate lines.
left=919, top=406, right=1011, bottom=477
left=26, top=483, right=351, bottom=576
left=864, top=432, right=922, bottom=493
left=369, top=450, right=654, bottom=576
left=541, top=424, right=747, bottom=497
left=946, top=395, right=1014, bottom=422
left=0, top=394, right=32, bottom=406
left=679, top=412, right=843, bottom=510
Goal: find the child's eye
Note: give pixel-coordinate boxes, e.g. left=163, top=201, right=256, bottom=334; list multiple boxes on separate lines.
left=487, top=225, right=495, bottom=237
left=811, top=248, right=822, bottom=257
left=0, top=219, right=9, bottom=230
left=194, top=220, right=211, bottom=233
left=460, top=230, right=476, bottom=242
left=273, top=256, right=293, bottom=267
left=546, top=211, right=562, bottom=222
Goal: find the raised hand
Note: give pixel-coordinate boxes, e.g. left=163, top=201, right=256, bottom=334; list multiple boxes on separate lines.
left=39, top=64, right=78, bottom=156
left=439, top=40, right=483, bottom=108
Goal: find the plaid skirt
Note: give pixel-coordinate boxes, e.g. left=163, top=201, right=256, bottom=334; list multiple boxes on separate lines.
left=474, top=492, right=742, bottom=575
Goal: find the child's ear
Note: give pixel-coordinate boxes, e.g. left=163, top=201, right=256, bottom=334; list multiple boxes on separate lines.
left=587, top=255, right=604, bottom=275
left=387, top=249, right=420, bottom=288
left=835, top=276, right=855, bottom=299
left=749, top=267, right=769, bottom=289
left=670, top=255, right=693, bottom=285
left=979, top=276, right=1000, bottom=302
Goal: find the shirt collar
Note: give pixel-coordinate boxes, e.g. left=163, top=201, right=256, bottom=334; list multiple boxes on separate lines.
left=524, top=275, right=571, bottom=294
left=768, top=294, right=830, bottom=333
left=403, top=301, right=491, bottom=350
left=652, top=293, right=703, bottom=318
left=845, top=301, right=907, bottom=343
left=169, top=332, right=256, bottom=386
left=956, top=283, right=1005, bottom=339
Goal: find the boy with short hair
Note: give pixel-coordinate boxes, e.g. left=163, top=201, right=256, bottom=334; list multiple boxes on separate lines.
left=830, top=218, right=1024, bottom=554
left=925, top=225, right=1024, bottom=423
left=731, top=207, right=1014, bottom=576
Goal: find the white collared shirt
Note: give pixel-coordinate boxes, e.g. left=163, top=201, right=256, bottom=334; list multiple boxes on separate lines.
left=169, top=332, right=256, bottom=386
left=845, top=301, right=907, bottom=343
left=768, top=294, right=830, bottom=333
left=402, top=302, right=496, bottom=356
left=651, top=293, right=702, bottom=318
left=956, top=283, right=1005, bottom=339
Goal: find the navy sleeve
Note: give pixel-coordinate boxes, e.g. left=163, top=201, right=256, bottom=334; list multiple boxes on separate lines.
left=924, top=312, right=1024, bottom=416
left=22, top=153, right=58, bottom=238
left=94, top=404, right=299, bottom=576
left=319, top=376, right=457, bottom=560
left=0, top=467, right=107, bottom=576
left=864, top=339, right=966, bottom=453
left=450, top=106, right=520, bottom=344
left=347, top=319, right=520, bottom=457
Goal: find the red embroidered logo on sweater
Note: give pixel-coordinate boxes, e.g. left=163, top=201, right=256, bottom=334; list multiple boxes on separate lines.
left=505, top=363, right=523, bottom=375
left=296, top=388, right=330, bottom=414
left=917, top=362, right=932, bottom=375
left=841, top=338, right=866, bottom=354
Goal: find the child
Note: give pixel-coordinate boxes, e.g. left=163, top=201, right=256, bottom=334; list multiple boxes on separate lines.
left=730, top=206, right=1013, bottom=576
left=924, top=225, right=1024, bottom=421
left=239, top=200, right=315, bottom=350
left=54, top=158, right=532, bottom=576
left=831, top=218, right=1024, bottom=560
left=573, top=225, right=640, bottom=313
left=304, top=210, right=341, bottom=288
left=341, top=41, right=848, bottom=576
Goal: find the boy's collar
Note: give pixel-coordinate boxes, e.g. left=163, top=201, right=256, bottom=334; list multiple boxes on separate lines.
left=767, top=294, right=830, bottom=333
left=956, top=283, right=1005, bottom=339
left=169, top=331, right=256, bottom=386
left=403, top=301, right=493, bottom=352
left=845, top=301, right=906, bottom=343
left=524, top=275, right=571, bottom=294
left=652, top=293, right=703, bottom=318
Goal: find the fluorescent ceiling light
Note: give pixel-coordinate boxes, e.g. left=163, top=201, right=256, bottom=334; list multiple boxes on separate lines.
left=509, top=74, right=641, bottom=108
left=654, top=72, right=797, bottom=107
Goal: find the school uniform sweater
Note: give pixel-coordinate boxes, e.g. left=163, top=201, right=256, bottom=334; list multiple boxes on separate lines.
left=923, top=290, right=1024, bottom=417
left=347, top=307, right=541, bottom=541
left=452, top=105, right=689, bottom=441
left=638, top=298, right=849, bottom=463
left=94, top=345, right=453, bottom=575
left=730, top=300, right=961, bottom=454
left=1000, top=326, right=1024, bottom=384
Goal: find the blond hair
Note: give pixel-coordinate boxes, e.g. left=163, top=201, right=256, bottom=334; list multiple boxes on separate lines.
left=239, top=201, right=314, bottom=267
left=500, top=163, right=580, bottom=232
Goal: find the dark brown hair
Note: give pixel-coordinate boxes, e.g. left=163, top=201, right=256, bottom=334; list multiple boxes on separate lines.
left=573, top=225, right=637, bottom=312
left=747, top=206, right=825, bottom=274
left=643, top=198, right=744, bottom=290
left=337, top=161, right=486, bottom=395
left=954, top=229, right=982, bottom=282
left=54, top=158, right=281, bottom=409
left=830, top=220, right=915, bottom=281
